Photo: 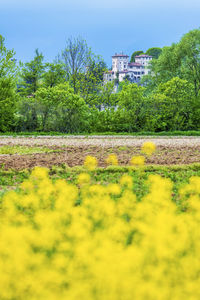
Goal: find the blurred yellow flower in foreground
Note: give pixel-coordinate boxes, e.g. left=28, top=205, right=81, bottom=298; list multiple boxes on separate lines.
left=77, top=173, right=91, bottom=185
left=130, top=155, right=145, bottom=166
left=0, top=165, right=200, bottom=299
left=84, top=155, right=98, bottom=171
left=105, top=154, right=118, bottom=166
left=107, top=183, right=121, bottom=195
left=141, top=141, right=156, bottom=156
left=120, top=174, right=133, bottom=189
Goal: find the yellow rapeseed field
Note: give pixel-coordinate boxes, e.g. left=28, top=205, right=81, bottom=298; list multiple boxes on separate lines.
left=0, top=142, right=200, bottom=299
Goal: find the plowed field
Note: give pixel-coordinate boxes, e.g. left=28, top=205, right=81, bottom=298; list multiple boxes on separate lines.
left=0, top=136, right=200, bottom=170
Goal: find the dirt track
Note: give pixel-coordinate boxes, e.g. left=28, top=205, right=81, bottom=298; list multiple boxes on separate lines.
left=0, top=136, right=200, bottom=147
left=0, top=136, right=200, bottom=170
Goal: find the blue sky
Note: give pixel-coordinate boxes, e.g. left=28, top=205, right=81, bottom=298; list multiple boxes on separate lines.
left=1, top=0, right=200, bottom=67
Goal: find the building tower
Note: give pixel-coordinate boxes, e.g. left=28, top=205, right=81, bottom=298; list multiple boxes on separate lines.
left=112, top=53, right=129, bottom=78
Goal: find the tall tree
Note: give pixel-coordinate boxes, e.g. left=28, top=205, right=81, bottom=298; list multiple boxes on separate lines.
left=35, top=83, right=89, bottom=132
left=76, top=55, right=107, bottom=105
left=178, top=29, right=200, bottom=97
left=61, top=37, right=92, bottom=93
left=147, top=29, right=200, bottom=97
left=146, top=47, right=162, bottom=59
left=130, top=51, right=144, bottom=63
left=0, top=35, right=18, bottom=131
left=42, top=61, right=66, bottom=88
left=19, top=49, right=45, bottom=96
left=99, top=81, right=117, bottom=109
left=117, top=82, right=145, bottom=131
left=0, top=35, right=17, bottom=79
left=155, top=77, right=195, bottom=129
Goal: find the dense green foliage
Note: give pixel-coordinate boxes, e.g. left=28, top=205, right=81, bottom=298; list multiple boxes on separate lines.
left=0, top=35, right=18, bottom=131
left=145, top=47, right=162, bottom=59
left=144, top=29, right=200, bottom=96
left=1, top=130, right=200, bottom=136
left=0, top=30, right=200, bottom=133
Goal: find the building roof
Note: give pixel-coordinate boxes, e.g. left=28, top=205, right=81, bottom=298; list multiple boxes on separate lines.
left=135, top=54, right=152, bottom=58
left=112, top=53, right=129, bottom=58
left=128, top=62, right=143, bottom=67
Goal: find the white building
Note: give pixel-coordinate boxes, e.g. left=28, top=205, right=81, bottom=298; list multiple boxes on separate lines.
left=135, top=54, right=152, bottom=75
left=104, top=53, right=152, bottom=84
left=112, top=53, right=129, bottom=75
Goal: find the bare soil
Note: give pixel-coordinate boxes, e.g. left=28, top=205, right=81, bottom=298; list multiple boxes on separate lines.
left=0, top=144, right=199, bottom=170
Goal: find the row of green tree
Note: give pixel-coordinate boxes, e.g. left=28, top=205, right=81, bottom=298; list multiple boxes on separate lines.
left=0, top=29, right=200, bottom=133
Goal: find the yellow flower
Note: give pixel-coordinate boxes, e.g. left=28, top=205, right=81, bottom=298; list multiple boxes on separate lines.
left=141, top=141, right=156, bottom=156
left=119, top=175, right=133, bottom=189
left=30, top=166, right=49, bottom=179
left=107, top=183, right=121, bottom=195
left=130, top=155, right=145, bottom=166
left=20, top=180, right=35, bottom=192
left=84, top=155, right=98, bottom=171
left=1, top=154, right=200, bottom=300
left=105, top=154, right=118, bottom=166
left=77, top=173, right=91, bottom=185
